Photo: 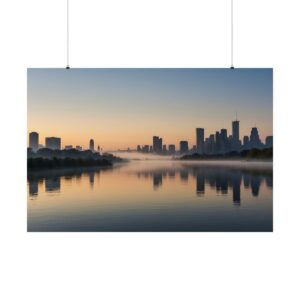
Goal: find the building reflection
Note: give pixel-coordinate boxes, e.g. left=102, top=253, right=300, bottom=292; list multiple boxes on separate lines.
left=27, top=165, right=118, bottom=197
left=132, top=164, right=272, bottom=206
left=45, top=177, right=61, bottom=192
left=88, top=171, right=95, bottom=188
left=220, top=175, right=228, bottom=195
left=232, top=173, right=241, bottom=206
left=196, top=174, right=205, bottom=196
left=168, top=169, right=176, bottom=179
left=153, top=172, right=163, bottom=190
left=27, top=164, right=272, bottom=207
left=243, top=174, right=251, bottom=189
left=266, top=176, right=273, bottom=188
left=250, top=177, right=261, bottom=197
left=28, top=179, right=38, bottom=196
left=180, top=170, right=189, bottom=182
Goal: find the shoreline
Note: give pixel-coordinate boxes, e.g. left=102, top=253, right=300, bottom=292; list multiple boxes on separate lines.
left=27, top=156, right=127, bottom=172
left=178, top=157, right=273, bottom=163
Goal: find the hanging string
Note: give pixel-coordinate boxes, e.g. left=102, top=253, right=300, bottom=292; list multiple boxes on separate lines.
left=230, top=0, right=234, bottom=69
left=66, top=0, right=70, bottom=69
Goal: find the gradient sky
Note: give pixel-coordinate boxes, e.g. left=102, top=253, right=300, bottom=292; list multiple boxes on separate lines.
left=27, top=68, right=273, bottom=150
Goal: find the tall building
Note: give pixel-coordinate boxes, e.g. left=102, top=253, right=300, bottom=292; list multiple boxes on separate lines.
left=196, top=128, right=205, bottom=154
left=153, top=136, right=159, bottom=153
left=205, top=134, right=215, bottom=154
left=29, top=132, right=39, bottom=152
left=143, top=145, right=150, bottom=153
left=232, top=120, right=240, bottom=151
left=179, top=141, right=189, bottom=154
left=243, top=136, right=250, bottom=149
left=215, top=131, right=221, bottom=153
left=158, top=138, right=163, bottom=152
left=45, top=137, right=61, bottom=150
left=168, top=144, right=176, bottom=155
left=220, top=129, right=228, bottom=153
left=153, top=136, right=163, bottom=153
left=265, top=136, right=273, bottom=148
left=232, top=120, right=239, bottom=141
left=250, top=127, right=262, bottom=149
left=89, top=139, right=94, bottom=151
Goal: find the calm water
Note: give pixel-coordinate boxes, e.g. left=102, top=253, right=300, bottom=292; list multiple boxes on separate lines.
left=27, top=153, right=273, bottom=232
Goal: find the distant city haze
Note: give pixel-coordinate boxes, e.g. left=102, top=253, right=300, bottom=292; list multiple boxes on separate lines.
left=28, top=68, right=272, bottom=151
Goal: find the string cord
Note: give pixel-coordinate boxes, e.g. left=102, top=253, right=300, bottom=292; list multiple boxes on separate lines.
left=231, top=0, right=234, bottom=69
left=66, top=0, right=70, bottom=69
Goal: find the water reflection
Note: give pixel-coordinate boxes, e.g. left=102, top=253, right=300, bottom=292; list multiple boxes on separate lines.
left=27, top=166, right=115, bottom=197
left=28, top=179, right=38, bottom=196
left=45, top=177, right=60, bottom=193
left=196, top=174, right=205, bottom=195
left=131, top=163, right=272, bottom=206
left=88, top=171, right=95, bottom=188
left=27, top=160, right=273, bottom=232
left=28, top=164, right=273, bottom=205
left=153, top=173, right=163, bottom=190
left=28, top=165, right=272, bottom=200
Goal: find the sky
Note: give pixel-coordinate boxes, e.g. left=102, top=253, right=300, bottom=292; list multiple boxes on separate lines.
left=27, top=68, right=273, bottom=150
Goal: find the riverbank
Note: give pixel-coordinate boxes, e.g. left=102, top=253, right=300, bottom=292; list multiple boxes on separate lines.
left=180, top=147, right=273, bottom=161
left=28, top=154, right=125, bottom=171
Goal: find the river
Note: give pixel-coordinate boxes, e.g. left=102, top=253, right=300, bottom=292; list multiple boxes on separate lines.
left=27, top=153, right=273, bottom=231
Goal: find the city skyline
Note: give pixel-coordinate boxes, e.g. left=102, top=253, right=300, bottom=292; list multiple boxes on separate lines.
left=28, top=119, right=272, bottom=154
left=28, top=68, right=272, bottom=150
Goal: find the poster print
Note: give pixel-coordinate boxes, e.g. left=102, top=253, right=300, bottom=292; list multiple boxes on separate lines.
left=27, top=68, right=273, bottom=232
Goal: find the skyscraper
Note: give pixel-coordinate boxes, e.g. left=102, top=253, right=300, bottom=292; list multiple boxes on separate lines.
left=250, top=127, right=262, bottom=149
left=158, top=138, right=163, bottom=152
left=243, top=136, right=250, bottom=149
left=153, top=136, right=163, bottom=153
left=89, top=139, right=94, bottom=151
left=152, top=136, right=159, bottom=152
left=29, top=132, right=39, bottom=152
left=232, top=120, right=240, bottom=151
left=180, top=141, right=189, bottom=154
left=168, top=144, right=176, bottom=155
left=232, top=120, right=239, bottom=141
left=205, top=134, right=215, bottom=154
left=45, top=137, right=61, bottom=150
left=215, top=131, right=221, bottom=153
left=220, top=129, right=228, bottom=153
left=220, top=128, right=227, bottom=139
left=196, top=128, right=205, bottom=154
left=153, top=136, right=159, bottom=153
left=265, top=136, right=273, bottom=148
